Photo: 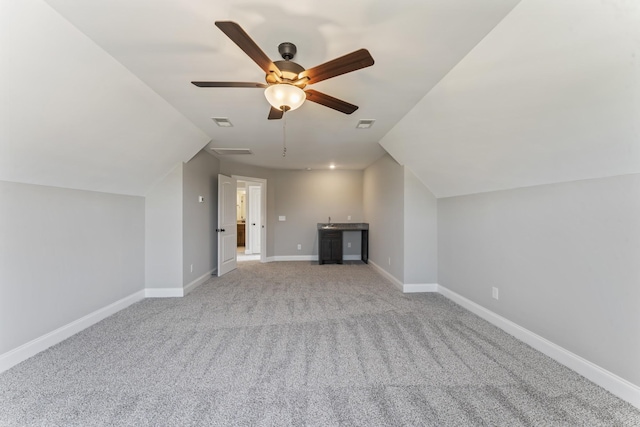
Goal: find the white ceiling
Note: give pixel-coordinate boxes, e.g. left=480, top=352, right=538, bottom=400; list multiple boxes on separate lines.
left=2, top=0, right=638, bottom=197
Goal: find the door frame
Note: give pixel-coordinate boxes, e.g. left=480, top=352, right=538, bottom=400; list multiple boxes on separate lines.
left=232, top=175, right=267, bottom=263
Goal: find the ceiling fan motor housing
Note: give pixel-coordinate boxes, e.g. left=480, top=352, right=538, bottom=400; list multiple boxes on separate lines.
left=278, top=42, right=297, bottom=60
left=266, top=59, right=306, bottom=85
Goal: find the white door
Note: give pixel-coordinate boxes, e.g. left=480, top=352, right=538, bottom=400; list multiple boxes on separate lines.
left=217, top=174, right=237, bottom=276
left=248, top=185, right=262, bottom=253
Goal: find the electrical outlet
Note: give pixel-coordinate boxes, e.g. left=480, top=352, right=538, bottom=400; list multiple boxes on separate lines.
left=492, top=287, right=499, bottom=300
left=198, top=196, right=204, bottom=203
left=190, top=264, right=193, bottom=273
left=347, top=215, right=351, bottom=220
left=347, top=242, right=351, bottom=248
left=297, top=244, right=301, bottom=250
left=388, top=257, right=391, bottom=266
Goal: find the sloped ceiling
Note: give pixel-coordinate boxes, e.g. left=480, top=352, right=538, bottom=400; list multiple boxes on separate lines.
left=2, top=0, right=637, bottom=198
left=1, top=0, right=209, bottom=196
left=381, top=0, right=640, bottom=197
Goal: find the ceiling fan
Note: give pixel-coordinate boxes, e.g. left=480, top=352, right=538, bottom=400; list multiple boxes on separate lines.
left=192, top=21, right=375, bottom=120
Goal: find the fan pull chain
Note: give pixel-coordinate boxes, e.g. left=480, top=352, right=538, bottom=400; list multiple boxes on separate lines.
left=282, top=109, right=287, bottom=157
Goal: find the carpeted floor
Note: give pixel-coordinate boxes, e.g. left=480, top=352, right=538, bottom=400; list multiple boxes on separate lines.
left=1, top=261, right=639, bottom=426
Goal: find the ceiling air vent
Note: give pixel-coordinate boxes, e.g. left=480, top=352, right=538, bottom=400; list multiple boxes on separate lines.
left=356, top=119, right=375, bottom=129
left=212, top=117, right=233, bottom=127
left=210, top=148, right=253, bottom=155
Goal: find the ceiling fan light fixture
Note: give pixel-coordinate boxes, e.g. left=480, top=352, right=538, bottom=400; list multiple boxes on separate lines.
left=264, top=84, right=305, bottom=112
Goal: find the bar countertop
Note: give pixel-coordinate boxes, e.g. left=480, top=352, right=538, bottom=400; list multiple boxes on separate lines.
left=317, top=223, right=369, bottom=231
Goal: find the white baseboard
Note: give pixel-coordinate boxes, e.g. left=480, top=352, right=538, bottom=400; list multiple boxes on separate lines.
left=403, top=283, right=438, bottom=293
left=144, top=287, right=183, bottom=297
left=0, top=290, right=145, bottom=374
left=265, top=255, right=363, bottom=262
left=368, top=260, right=403, bottom=291
left=183, top=269, right=215, bottom=295
left=267, top=255, right=317, bottom=262
left=437, top=285, right=640, bottom=410
left=368, top=262, right=437, bottom=293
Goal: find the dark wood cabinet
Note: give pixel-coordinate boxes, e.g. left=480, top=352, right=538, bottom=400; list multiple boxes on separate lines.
left=237, top=223, right=245, bottom=247
left=360, top=229, right=369, bottom=264
left=317, top=223, right=369, bottom=265
left=319, top=230, right=343, bottom=264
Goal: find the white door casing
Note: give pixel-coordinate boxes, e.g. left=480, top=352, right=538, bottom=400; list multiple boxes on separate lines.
left=217, top=174, right=237, bottom=276
left=248, top=185, right=262, bottom=254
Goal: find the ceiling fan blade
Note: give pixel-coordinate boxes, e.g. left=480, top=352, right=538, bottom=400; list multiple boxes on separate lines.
left=268, top=106, right=284, bottom=120
left=191, top=81, right=267, bottom=88
left=215, top=21, right=281, bottom=76
left=305, top=89, right=358, bottom=114
left=299, top=49, right=374, bottom=84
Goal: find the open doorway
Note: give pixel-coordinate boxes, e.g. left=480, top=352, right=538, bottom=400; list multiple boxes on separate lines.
left=234, top=176, right=266, bottom=262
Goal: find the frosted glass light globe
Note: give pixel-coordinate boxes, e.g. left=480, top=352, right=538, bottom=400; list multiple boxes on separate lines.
left=264, top=84, right=306, bottom=112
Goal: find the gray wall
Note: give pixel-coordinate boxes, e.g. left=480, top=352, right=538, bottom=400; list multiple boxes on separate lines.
left=363, top=154, right=405, bottom=282
left=438, top=173, right=640, bottom=386
left=145, top=164, right=183, bottom=289
left=183, top=151, right=220, bottom=283
left=404, top=168, right=438, bottom=284
left=220, top=161, right=365, bottom=258
left=273, top=170, right=364, bottom=257
left=0, top=180, right=144, bottom=354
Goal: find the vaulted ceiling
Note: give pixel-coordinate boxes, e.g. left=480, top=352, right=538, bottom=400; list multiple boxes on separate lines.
left=2, top=0, right=638, bottom=197
left=382, top=0, right=640, bottom=197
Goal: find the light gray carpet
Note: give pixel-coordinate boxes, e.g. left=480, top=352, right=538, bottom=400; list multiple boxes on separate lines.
left=1, top=261, right=639, bottom=426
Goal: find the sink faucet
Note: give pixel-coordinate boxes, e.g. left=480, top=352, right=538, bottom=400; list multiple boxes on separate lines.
left=328, top=216, right=331, bottom=225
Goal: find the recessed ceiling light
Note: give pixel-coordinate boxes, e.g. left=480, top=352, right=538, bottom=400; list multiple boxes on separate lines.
left=356, top=119, right=375, bottom=129
left=329, top=164, right=336, bottom=169
left=212, top=117, right=233, bottom=127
